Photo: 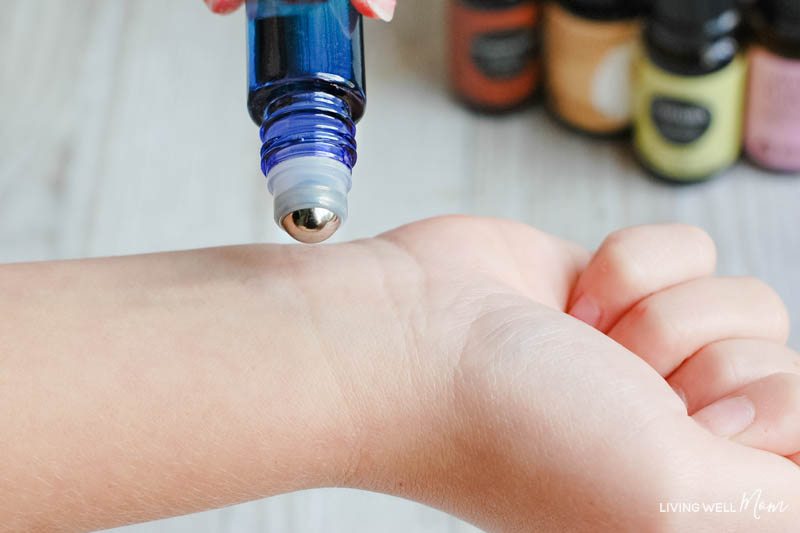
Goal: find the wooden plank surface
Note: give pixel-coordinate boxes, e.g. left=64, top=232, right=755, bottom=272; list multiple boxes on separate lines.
left=1, top=1, right=798, bottom=531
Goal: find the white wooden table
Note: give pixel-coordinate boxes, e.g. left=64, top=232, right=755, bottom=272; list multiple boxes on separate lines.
left=2, top=1, right=798, bottom=531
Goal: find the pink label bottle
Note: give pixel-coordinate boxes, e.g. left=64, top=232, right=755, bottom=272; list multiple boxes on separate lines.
left=744, top=0, right=800, bottom=173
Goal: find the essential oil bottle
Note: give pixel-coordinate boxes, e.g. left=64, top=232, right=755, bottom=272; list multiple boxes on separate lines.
left=744, top=0, right=800, bottom=173
left=246, top=0, right=366, bottom=243
left=448, top=0, right=541, bottom=112
left=633, top=0, right=747, bottom=182
left=544, top=0, right=641, bottom=136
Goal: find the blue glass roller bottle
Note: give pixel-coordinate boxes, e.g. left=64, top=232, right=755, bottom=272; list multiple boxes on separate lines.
left=247, top=0, right=366, bottom=243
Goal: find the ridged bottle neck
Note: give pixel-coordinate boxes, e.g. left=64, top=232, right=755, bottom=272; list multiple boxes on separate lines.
left=259, top=90, right=358, bottom=176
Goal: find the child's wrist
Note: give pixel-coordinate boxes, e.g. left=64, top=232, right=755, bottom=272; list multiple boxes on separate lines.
left=268, top=242, right=440, bottom=487
left=281, top=240, right=466, bottom=494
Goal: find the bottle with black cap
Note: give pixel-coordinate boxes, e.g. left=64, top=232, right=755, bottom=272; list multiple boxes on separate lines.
left=449, top=0, right=541, bottom=112
left=632, top=0, right=747, bottom=182
left=744, top=0, right=800, bottom=173
left=544, top=0, right=642, bottom=136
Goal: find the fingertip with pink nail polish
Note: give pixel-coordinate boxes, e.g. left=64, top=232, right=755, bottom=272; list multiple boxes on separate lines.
left=352, top=0, right=397, bottom=22
left=369, top=0, right=397, bottom=21
left=204, top=0, right=243, bottom=14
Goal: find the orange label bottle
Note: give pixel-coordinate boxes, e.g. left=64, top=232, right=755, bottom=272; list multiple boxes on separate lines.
left=449, top=0, right=541, bottom=112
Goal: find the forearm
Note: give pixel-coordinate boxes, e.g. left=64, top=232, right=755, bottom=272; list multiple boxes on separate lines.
left=0, top=243, right=433, bottom=531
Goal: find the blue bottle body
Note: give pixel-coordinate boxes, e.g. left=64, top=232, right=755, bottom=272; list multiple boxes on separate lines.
left=247, top=0, right=366, bottom=127
left=246, top=0, right=366, bottom=237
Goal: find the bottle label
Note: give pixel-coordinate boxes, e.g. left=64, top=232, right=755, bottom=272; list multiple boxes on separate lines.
left=650, top=97, right=712, bottom=145
left=745, top=46, right=800, bottom=172
left=544, top=3, right=640, bottom=134
left=633, top=53, right=747, bottom=180
left=471, top=28, right=538, bottom=80
left=449, top=1, right=540, bottom=109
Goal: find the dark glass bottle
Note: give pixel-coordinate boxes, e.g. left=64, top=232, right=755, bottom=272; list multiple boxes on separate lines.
left=558, top=0, right=639, bottom=21
left=643, top=0, right=741, bottom=76
left=747, top=0, right=800, bottom=59
left=448, top=0, right=541, bottom=112
left=633, top=0, right=746, bottom=182
left=246, top=0, right=366, bottom=243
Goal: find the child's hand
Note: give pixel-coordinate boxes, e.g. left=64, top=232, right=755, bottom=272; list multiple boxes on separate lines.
left=3, top=216, right=797, bottom=532
left=569, top=225, right=796, bottom=431
left=352, top=216, right=798, bottom=532
left=203, top=0, right=397, bottom=21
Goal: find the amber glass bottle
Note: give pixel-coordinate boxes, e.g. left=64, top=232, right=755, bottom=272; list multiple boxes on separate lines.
left=544, top=0, right=641, bottom=135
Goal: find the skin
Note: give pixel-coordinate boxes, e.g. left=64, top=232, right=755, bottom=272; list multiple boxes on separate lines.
left=1, top=216, right=798, bottom=532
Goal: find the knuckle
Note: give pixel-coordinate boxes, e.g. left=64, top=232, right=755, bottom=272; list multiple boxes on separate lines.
left=677, top=224, right=714, bottom=247
left=775, top=372, right=800, bottom=404
left=739, top=275, right=775, bottom=295
left=682, top=225, right=717, bottom=268
left=597, top=233, right=650, bottom=295
left=767, top=373, right=800, bottom=439
left=598, top=225, right=717, bottom=291
left=624, top=297, right=681, bottom=358
left=739, top=277, right=791, bottom=340
left=695, top=343, right=740, bottom=385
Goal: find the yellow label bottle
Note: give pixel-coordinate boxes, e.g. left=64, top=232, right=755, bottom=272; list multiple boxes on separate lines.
left=634, top=0, right=746, bottom=182
left=633, top=54, right=747, bottom=181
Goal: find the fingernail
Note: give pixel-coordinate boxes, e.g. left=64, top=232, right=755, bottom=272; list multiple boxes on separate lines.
left=365, top=0, right=397, bottom=21
left=693, top=396, right=755, bottom=437
left=568, top=294, right=602, bottom=329
left=204, top=0, right=242, bottom=14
